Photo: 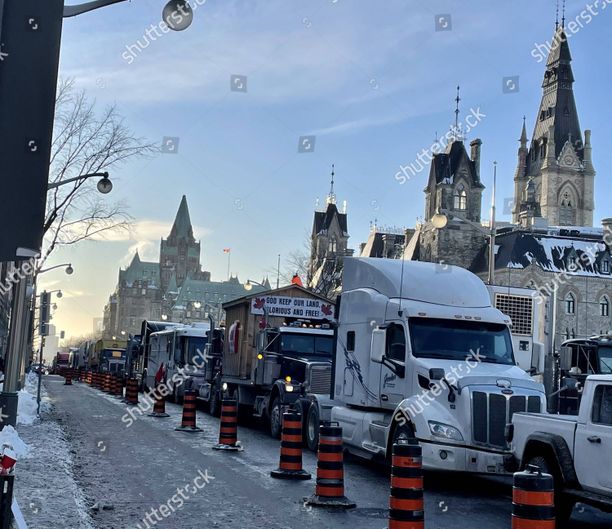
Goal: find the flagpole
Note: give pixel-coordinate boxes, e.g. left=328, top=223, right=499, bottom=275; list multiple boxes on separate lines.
left=227, top=251, right=231, bottom=280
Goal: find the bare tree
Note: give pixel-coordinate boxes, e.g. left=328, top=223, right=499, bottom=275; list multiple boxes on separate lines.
left=39, top=78, right=157, bottom=270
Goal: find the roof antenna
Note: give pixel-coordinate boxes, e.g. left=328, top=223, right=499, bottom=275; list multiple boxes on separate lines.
left=327, top=164, right=336, bottom=205
left=561, top=0, right=566, bottom=28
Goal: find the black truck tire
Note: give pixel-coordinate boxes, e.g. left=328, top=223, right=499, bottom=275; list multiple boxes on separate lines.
left=306, top=403, right=320, bottom=452
left=269, top=396, right=282, bottom=439
left=209, top=384, right=221, bottom=417
left=526, top=455, right=574, bottom=526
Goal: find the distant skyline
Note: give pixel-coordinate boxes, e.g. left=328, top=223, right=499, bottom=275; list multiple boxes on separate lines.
left=39, top=0, right=612, bottom=339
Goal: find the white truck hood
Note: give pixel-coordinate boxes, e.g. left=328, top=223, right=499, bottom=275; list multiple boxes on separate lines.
left=417, top=358, right=544, bottom=393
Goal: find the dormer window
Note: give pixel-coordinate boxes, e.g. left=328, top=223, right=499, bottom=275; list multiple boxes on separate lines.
left=453, top=184, right=467, bottom=211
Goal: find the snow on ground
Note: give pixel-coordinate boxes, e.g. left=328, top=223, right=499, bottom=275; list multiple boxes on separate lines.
left=14, top=377, right=95, bottom=529
left=0, top=425, right=30, bottom=459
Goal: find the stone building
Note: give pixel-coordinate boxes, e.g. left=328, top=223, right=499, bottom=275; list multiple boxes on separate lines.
left=308, top=167, right=352, bottom=298
left=102, top=196, right=258, bottom=337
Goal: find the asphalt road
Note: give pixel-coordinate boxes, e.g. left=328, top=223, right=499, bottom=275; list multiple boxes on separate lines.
left=42, top=376, right=611, bottom=529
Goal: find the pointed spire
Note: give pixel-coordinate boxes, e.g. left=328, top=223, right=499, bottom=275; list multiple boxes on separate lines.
left=561, top=0, right=566, bottom=28
left=520, top=116, right=528, bottom=146
left=454, top=85, right=461, bottom=132
left=130, top=251, right=141, bottom=266
left=169, top=195, right=195, bottom=240
left=326, top=164, right=337, bottom=205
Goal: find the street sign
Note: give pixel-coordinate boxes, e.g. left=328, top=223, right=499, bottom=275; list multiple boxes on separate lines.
left=250, top=295, right=335, bottom=320
left=0, top=0, right=65, bottom=260
left=39, top=291, right=51, bottom=336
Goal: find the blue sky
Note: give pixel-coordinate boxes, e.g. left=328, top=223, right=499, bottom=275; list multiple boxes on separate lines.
left=42, top=0, right=612, bottom=338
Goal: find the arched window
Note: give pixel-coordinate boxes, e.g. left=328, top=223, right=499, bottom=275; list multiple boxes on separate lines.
left=565, top=293, right=576, bottom=314
left=453, top=185, right=467, bottom=210
left=328, top=238, right=337, bottom=253
left=601, top=296, right=610, bottom=317
left=559, top=189, right=576, bottom=225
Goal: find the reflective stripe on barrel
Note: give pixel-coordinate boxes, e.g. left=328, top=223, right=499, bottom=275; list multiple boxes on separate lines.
left=315, top=425, right=345, bottom=498
left=512, top=466, right=555, bottom=529
left=180, top=391, right=198, bottom=428
left=388, top=441, right=424, bottom=529
left=126, top=378, right=139, bottom=404
left=218, top=399, right=238, bottom=446
left=278, top=412, right=304, bottom=471
left=153, top=391, right=166, bottom=413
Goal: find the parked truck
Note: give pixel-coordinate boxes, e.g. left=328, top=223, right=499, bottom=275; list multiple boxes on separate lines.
left=145, top=322, right=210, bottom=401
left=221, top=286, right=336, bottom=438
left=508, top=375, right=612, bottom=523
left=89, top=339, right=127, bottom=374
left=305, top=257, right=547, bottom=473
left=553, top=334, right=612, bottom=414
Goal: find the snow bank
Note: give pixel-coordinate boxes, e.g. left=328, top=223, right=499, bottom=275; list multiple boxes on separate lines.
left=0, top=425, right=30, bottom=459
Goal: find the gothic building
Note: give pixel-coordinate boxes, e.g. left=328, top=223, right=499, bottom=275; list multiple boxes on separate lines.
left=308, top=167, right=352, bottom=298
left=512, top=26, right=595, bottom=227
left=102, top=196, right=259, bottom=336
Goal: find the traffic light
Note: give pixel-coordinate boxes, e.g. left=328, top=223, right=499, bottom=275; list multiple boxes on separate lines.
left=0, top=0, right=65, bottom=260
left=39, top=291, right=51, bottom=336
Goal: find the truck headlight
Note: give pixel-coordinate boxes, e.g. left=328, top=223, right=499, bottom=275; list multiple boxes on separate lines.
left=286, top=384, right=294, bottom=392
left=428, top=421, right=464, bottom=441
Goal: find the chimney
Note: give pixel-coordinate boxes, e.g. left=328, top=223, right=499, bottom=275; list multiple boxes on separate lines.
left=602, top=218, right=612, bottom=247
left=583, top=129, right=593, bottom=169
left=470, top=139, right=482, bottom=179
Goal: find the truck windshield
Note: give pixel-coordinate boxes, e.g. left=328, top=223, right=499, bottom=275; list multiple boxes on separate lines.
left=186, top=337, right=207, bottom=365
left=409, top=318, right=515, bottom=365
left=280, top=333, right=333, bottom=357
left=599, top=346, right=612, bottom=374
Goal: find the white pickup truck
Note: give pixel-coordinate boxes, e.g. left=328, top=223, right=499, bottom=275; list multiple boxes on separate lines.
left=508, top=375, right=612, bottom=523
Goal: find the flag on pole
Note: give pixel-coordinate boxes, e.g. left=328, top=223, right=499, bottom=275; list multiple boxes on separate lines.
left=223, top=248, right=231, bottom=254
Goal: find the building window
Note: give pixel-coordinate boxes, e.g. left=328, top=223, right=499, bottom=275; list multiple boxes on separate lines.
left=601, top=296, right=610, bottom=317
left=602, top=260, right=610, bottom=274
left=565, top=293, right=576, bottom=314
left=559, top=190, right=576, bottom=225
left=539, top=139, right=547, bottom=158
left=453, top=185, right=467, bottom=210
left=328, top=238, right=337, bottom=253
left=386, top=324, right=406, bottom=362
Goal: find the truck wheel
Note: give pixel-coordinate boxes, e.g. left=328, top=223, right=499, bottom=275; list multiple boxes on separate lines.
left=306, top=403, right=320, bottom=452
left=269, top=397, right=282, bottom=439
left=388, top=422, right=417, bottom=465
left=209, top=384, right=221, bottom=417
left=526, top=455, right=574, bottom=525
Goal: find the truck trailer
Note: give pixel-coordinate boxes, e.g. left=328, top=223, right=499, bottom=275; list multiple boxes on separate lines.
left=221, top=285, right=336, bottom=438
left=305, top=257, right=546, bottom=473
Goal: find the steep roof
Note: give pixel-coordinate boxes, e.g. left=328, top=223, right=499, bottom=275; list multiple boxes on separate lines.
left=168, top=195, right=195, bottom=241
left=426, top=140, right=483, bottom=188
left=471, top=227, right=611, bottom=278
left=313, top=202, right=348, bottom=236
left=172, top=276, right=255, bottom=309
left=526, top=27, right=583, bottom=173
left=119, top=252, right=160, bottom=287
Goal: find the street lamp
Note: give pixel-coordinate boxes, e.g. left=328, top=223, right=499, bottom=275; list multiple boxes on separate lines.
left=193, top=301, right=202, bottom=309
left=162, top=0, right=194, bottom=31
left=244, top=279, right=266, bottom=291
left=47, top=171, right=112, bottom=194
left=161, top=314, right=168, bottom=321
left=38, top=263, right=74, bottom=275
left=46, top=289, right=63, bottom=299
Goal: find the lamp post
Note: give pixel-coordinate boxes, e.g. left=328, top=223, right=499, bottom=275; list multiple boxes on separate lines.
left=39, top=263, right=73, bottom=275
left=244, top=279, right=267, bottom=291
left=47, top=172, right=113, bottom=193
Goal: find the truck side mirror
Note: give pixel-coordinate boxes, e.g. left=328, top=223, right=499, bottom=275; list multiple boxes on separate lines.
left=370, top=329, right=386, bottom=363
left=429, top=368, right=445, bottom=381
left=560, top=346, right=573, bottom=371
left=531, top=342, right=544, bottom=374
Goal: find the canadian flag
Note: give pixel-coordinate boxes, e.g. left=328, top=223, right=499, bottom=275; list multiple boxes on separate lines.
left=155, top=362, right=166, bottom=385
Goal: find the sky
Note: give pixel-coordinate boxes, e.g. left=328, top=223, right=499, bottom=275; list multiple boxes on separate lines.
left=40, top=0, right=612, bottom=339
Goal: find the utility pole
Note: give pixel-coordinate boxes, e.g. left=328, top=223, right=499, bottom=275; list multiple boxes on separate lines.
left=276, top=254, right=281, bottom=289
left=487, top=162, right=497, bottom=285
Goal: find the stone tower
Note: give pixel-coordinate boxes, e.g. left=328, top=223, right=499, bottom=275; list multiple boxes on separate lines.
left=308, top=166, right=350, bottom=297
left=160, top=196, right=203, bottom=291
left=513, top=25, right=595, bottom=227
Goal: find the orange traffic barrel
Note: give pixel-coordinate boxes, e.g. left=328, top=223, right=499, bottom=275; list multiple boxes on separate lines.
left=175, top=390, right=202, bottom=432
left=305, top=423, right=355, bottom=508
left=512, top=465, right=555, bottom=529
left=64, top=370, right=73, bottom=386
left=114, top=376, right=124, bottom=398
left=149, top=387, right=169, bottom=418
left=125, top=377, right=139, bottom=405
left=102, top=373, right=110, bottom=393
left=271, top=411, right=310, bottom=480
left=388, top=440, right=424, bottom=529
left=213, top=399, right=242, bottom=451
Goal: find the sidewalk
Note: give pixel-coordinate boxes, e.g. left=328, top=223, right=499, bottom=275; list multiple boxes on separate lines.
left=3, top=375, right=93, bottom=529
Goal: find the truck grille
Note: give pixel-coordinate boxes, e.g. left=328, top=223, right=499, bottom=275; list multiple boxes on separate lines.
left=309, top=365, right=332, bottom=394
left=472, top=391, right=541, bottom=449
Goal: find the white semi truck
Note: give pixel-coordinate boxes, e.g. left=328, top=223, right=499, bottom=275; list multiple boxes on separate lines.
left=304, top=258, right=546, bottom=474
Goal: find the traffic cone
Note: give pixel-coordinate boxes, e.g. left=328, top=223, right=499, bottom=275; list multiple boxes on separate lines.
left=512, top=465, right=555, bottom=529
left=305, top=423, right=355, bottom=508
left=64, top=370, right=72, bottom=386
left=114, top=376, right=124, bottom=398
left=149, top=387, right=169, bottom=418
left=125, top=377, right=139, bottom=405
left=388, top=440, right=424, bottom=529
left=213, top=399, right=242, bottom=451
left=271, top=411, right=310, bottom=480
left=175, top=390, right=202, bottom=432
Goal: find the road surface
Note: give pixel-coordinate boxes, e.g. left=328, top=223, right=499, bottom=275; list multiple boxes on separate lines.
left=34, top=376, right=612, bottom=528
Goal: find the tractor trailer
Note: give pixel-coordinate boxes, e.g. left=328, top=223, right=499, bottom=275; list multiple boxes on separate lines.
left=305, top=257, right=546, bottom=474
